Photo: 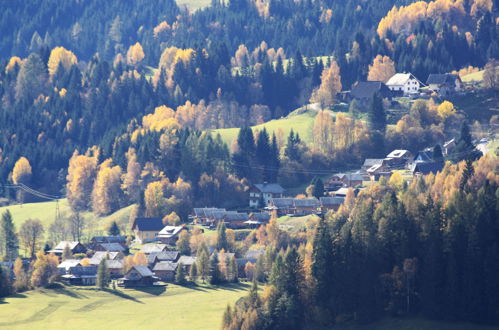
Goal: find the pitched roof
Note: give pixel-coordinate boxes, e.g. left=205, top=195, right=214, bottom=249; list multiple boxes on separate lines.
left=293, top=198, right=320, bottom=207
left=52, top=241, right=81, bottom=251
left=363, top=159, right=384, bottom=168
left=342, top=173, right=364, bottom=181
left=131, top=265, right=154, bottom=277
left=269, top=198, right=294, bottom=208
left=386, top=149, right=411, bottom=159
left=90, top=251, right=123, bottom=265
left=244, top=248, right=265, bottom=260
left=414, top=150, right=433, bottom=162
left=157, top=226, right=184, bottom=238
left=141, top=244, right=168, bottom=254
left=194, top=207, right=226, bottom=218
left=386, top=73, right=419, bottom=86
left=249, top=212, right=271, bottom=222
left=253, top=183, right=285, bottom=194
left=410, top=161, right=444, bottom=175
left=156, top=251, right=180, bottom=261
left=351, top=81, right=389, bottom=99
left=69, top=266, right=97, bottom=276
left=106, top=259, right=124, bottom=269
left=91, top=235, right=127, bottom=244
left=58, top=259, right=82, bottom=270
left=426, top=73, right=460, bottom=85
left=153, top=261, right=178, bottom=271
left=97, top=243, right=126, bottom=252
left=224, top=211, right=249, bottom=221
left=320, top=197, right=345, bottom=206
left=177, top=255, right=197, bottom=266
left=132, top=217, right=164, bottom=232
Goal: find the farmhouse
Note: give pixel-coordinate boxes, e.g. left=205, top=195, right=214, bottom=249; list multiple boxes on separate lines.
left=58, top=259, right=82, bottom=274
left=362, top=158, right=386, bottom=172
left=266, top=198, right=295, bottom=217
left=106, top=260, right=125, bottom=278
left=293, top=198, right=321, bottom=216
left=153, top=261, right=178, bottom=282
left=49, top=241, right=87, bottom=256
left=157, top=226, right=187, bottom=245
left=141, top=244, right=168, bottom=255
left=386, top=73, right=421, bottom=96
left=120, top=265, right=156, bottom=287
left=177, top=255, right=197, bottom=273
left=245, top=212, right=271, bottom=228
left=426, top=74, right=462, bottom=95
left=249, top=183, right=285, bottom=208
left=223, top=211, right=250, bottom=228
left=385, top=149, right=414, bottom=168
left=131, top=217, right=164, bottom=243
left=94, top=243, right=126, bottom=253
left=193, top=208, right=227, bottom=226
left=89, top=251, right=124, bottom=266
left=148, top=251, right=180, bottom=268
left=61, top=266, right=97, bottom=285
left=320, top=196, right=345, bottom=213
left=326, top=173, right=364, bottom=190
left=350, top=81, right=392, bottom=101
left=90, top=235, right=127, bottom=246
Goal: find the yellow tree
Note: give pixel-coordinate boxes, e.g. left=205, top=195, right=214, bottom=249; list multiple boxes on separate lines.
left=47, top=46, right=78, bottom=77
left=122, top=148, right=142, bottom=204
left=144, top=181, right=166, bottom=217
left=11, top=156, right=32, bottom=202
left=66, top=151, right=98, bottom=212
left=367, top=55, right=396, bottom=83
left=126, top=42, right=145, bottom=66
left=310, top=61, right=342, bottom=109
left=5, top=56, right=22, bottom=73
left=437, top=101, right=456, bottom=120
left=313, top=110, right=334, bottom=154
left=91, top=159, right=122, bottom=216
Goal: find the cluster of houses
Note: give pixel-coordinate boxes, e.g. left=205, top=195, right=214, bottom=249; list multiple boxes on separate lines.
left=349, top=72, right=463, bottom=101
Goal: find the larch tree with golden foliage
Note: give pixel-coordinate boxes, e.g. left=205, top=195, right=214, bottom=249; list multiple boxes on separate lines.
left=310, top=61, right=342, bottom=109
left=11, top=156, right=32, bottom=202
left=30, top=250, right=59, bottom=287
left=144, top=181, right=167, bottom=217
left=126, top=42, right=145, bottom=66
left=47, top=46, right=78, bottom=77
left=122, top=148, right=142, bottom=204
left=66, top=151, right=98, bottom=212
left=91, top=159, right=122, bottom=216
left=368, top=55, right=396, bottom=83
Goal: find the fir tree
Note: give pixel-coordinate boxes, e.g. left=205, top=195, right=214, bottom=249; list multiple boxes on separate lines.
left=189, top=262, right=198, bottom=282
left=312, top=218, right=334, bottom=311
left=368, top=93, right=386, bottom=133
left=459, top=159, right=474, bottom=193
left=175, top=263, right=187, bottom=284
left=451, top=122, right=481, bottom=162
left=1, top=210, right=18, bottom=262
left=108, top=221, right=120, bottom=236
left=96, top=259, right=110, bottom=290
left=311, top=177, right=325, bottom=199
left=209, top=253, right=223, bottom=285
left=216, top=222, right=229, bottom=251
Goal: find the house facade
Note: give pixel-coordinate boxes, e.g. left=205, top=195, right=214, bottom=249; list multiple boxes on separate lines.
left=49, top=241, right=87, bottom=256
left=120, top=265, right=156, bottom=287
left=249, top=183, right=285, bottom=208
left=386, top=73, right=421, bottom=96
left=426, top=74, right=462, bottom=95
left=153, top=261, right=178, bottom=282
left=131, top=217, right=164, bottom=243
left=350, top=81, right=392, bottom=101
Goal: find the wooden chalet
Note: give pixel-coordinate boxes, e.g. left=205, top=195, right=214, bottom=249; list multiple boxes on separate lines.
left=61, top=266, right=97, bottom=285
left=49, top=241, right=87, bottom=256
left=153, top=261, right=178, bottom=282
left=249, top=183, right=285, bottom=208
left=320, top=196, right=345, bottom=213
left=94, top=243, right=126, bottom=253
left=89, top=251, right=124, bottom=266
left=131, top=217, right=164, bottom=243
left=120, top=265, right=156, bottom=287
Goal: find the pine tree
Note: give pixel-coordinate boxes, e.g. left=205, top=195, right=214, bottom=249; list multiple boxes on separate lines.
left=0, top=265, right=12, bottom=298
left=312, top=218, right=334, bottom=310
left=1, top=210, right=18, bottom=262
left=451, top=122, right=481, bottom=162
left=209, top=253, right=223, bottom=285
left=368, top=93, right=386, bottom=133
left=189, top=262, right=198, bottom=282
left=216, top=222, right=229, bottom=251
left=197, top=245, right=210, bottom=283
left=108, top=221, right=120, bottom=236
left=176, top=263, right=187, bottom=284
left=96, top=259, right=110, bottom=290
left=311, top=177, right=324, bottom=199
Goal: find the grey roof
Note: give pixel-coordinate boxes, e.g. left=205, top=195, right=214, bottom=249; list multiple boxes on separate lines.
left=249, top=212, right=271, bottom=222
left=90, top=251, right=123, bottom=265
left=351, top=81, right=390, bottom=99
left=177, top=256, right=197, bottom=266
left=157, top=251, right=180, bottom=261
left=269, top=198, right=294, bottom=208
left=363, top=159, right=384, bottom=168
left=342, top=173, right=364, bottom=181
left=131, top=265, right=154, bottom=277
left=386, top=149, right=411, bottom=159
left=51, top=241, right=81, bottom=252
left=426, top=73, right=460, bottom=85
left=244, top=248, right=265, bottom=260
left=194, top=208, right=226, bottom=218
left=410, top=161, right=444, bottom=175
left=224, top=212, right=249, bottom=221
left=97, top=243, right=125, bottom=252
left=293, top=198, right=320, bottom=207
left=253, top=183, right=285, bottom=194
left=58, top=259, right=82, bottom=270
left=141, top=244, right=168, bottom=254
left=320, top=197, right=345, bottom=206
left=106, top=260, right=124, bottom=269
left=153, top=261, right=178, bottom=272
left=132, top=217, right=164, bottom=232
left=91, top=235, right=127, bottom=244
left=69, top=266, right=97, bottom=276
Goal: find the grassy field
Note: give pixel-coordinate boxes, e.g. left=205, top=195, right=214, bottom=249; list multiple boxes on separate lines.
left=176, top=0, right=211, bottom=10
left=0, top=199, right=135, bottom=241
left=451, top=90, right=499, bottom=121
left=0, top=283, right=250, bottom=330
left=277, top=214, right=319, bottom=232
left=461, top=70, right=485, bottom=83
left=210, top=106, right=319, bottom=146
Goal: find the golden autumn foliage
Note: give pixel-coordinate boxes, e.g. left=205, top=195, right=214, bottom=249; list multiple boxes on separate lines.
left=91, top=159, right=122, bottom=216
left=5, top=56, right=22, bottom=73
left=122, top=148, right=142, bottom=204
left=126, top=42, right=145, bottom=66
left=48, top=46, right=78, bottom=77
left=437, top=100, right=456, bottom=120
left=66, top=150, right=98, bottom=211
left=12, top=156, right=32, bottom=184
left=153, top=21, right=171, bottom=38
left=155, top=47, right=195, bottom=88
left=142, top=105, right=177, bottom=130
left=144, top=181, right=166, bottom=217
left=31, top=251, right=59, bottom=287
left=367, top=55, right=396, bottom=83
left=377, top=0, right=466, bottom=37
left=470, top=0, right=493, bottom=18
left=310, top=61, right=342, bottom=108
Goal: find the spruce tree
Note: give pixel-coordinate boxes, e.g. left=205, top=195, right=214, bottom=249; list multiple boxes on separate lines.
left=312, top=218, right=334, bottom=310
left=62, top=244, right=73, bottom=260
left=209, top=253, right=223, bottom=285
left=216, top=222, right=229, bottom=251
left=368, top=93, right=386, bottom=133
left=96, top=259, right=110, bottom=290
left=189, top=262, right=198, bottom=282
left=108, top=221, right=120, bottom=236
left=451, top=122, right=481, bottom=162
left=459, top=159, right=474, bottom=192
left=175, top=263, right=186, bottom=284
left=1, top=210, right=18, bottom=262
left=0, top=266, right=12, bottom=298
left=311, top=177, right=324, bottom=199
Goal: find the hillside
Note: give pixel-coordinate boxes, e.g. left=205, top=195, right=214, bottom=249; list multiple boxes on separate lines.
left=0, top=283, right=250, bottom=329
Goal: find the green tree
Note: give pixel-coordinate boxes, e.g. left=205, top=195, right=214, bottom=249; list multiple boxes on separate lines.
left=176, top=230, right=191, bottom=255
left=432, top=145, right=444, bottom=162
left=311, top=177, right=324, bottom=199
left=209, top=253, right=223, bottom=285
left=312, top=218, right=334, bottom=310
left=451, top=122, right=481, bottom=162
left=216, top=222, right=229, bottom=251
left=0, top=265, right=12, bottom=298
left=1, top=210, right=18, bottom=262
left=175, top=263, right=187, bottom=284
left=108, top=221, right=121, bottom=236
left=368, top=93, right=386, bottom=133
left=196, top=244, right=210, bottom=283
left=459, top=159, right=474, bottom=193
left=189, top=261, right=198, bottom=282
left=96, top=259, right=110, bottom=289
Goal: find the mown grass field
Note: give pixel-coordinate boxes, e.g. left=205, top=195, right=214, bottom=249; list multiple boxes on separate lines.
left=0, top=283, right=250, bottom=330
left=176, top=0, right=211, bottom=11
left=0, top=199, right=135, bottom=241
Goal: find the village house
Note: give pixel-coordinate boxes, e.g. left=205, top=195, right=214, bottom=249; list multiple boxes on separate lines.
left=140, top=244, right=169, bottom=255
left=106, top=260, right=125, bottom=278
left=157, top=226, right=187, bottom=245
left=89, top=251, right=124, bottom=266
left=426, top=74, right=462, bottom=96
left=362, top=158, right=386, bottom=172
left=61, top=266, right=97, bottom=286
left=131, top=217, right=164, bottom=243
left=350, top=81, right=392, bottom=101
left=223, top=211, right=250, bottom=229
left=410, top=161, right=444, bottom=176
left=293, top=198, right=321, bottom=216
left=245, top=212, right=271, bottom=228
left=367, top=163, right=392, bottom=181
left=94, top=243, right=126, bottom=253
left=57, top=259, right=82, bottom=275
left=49, top=241, right=87, bottom=257
left=177, top=256, right=197, bottom=273
left=249, top=183, right=285, bottom=208
left=266, top=198, right=295, bottom=217
left=120, top=265, right=156, bottom=287
left=320, top=196, right=345, bottom=213
left=386, top=73, right=421, bottom=96
left=443, top=139, right=455, bottom=156
left=193, top=208, right=227, bottom=226
left=153, top=261, right=178, bottom=282
left=385, top=149, right=414, bottom=168
left=147, top=251, right=180, bottom=268
left=90, top=235, right=127, bottom=247
left=332, top=187, right=361, bottom=198
left=326, top=173, right=364, bottom=191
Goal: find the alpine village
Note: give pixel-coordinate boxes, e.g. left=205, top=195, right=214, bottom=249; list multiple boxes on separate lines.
left=0, top=1, right=498, bottom=329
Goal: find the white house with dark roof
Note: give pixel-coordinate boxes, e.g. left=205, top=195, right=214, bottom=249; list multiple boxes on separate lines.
left=249, top=183, right=285, bottom=208
left=386, top=73, right=421, bottom=96
left=426, top=74, right=462, bottom=95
